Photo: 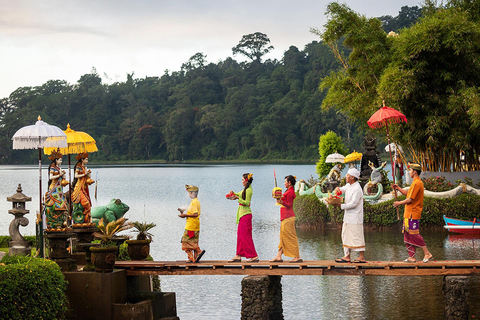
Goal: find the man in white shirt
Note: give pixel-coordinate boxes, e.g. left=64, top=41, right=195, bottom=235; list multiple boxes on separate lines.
left=333, top=168, right=365, bottom=263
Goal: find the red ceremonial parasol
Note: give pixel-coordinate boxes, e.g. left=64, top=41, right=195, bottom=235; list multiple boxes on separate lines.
left=367, top=101, right=407, bottom=219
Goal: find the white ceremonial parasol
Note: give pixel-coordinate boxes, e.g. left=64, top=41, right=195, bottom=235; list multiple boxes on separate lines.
left=325, top=152, right=345, bottom=163
left=385, top=143, right=403, bottom=153
left=12, top=116, right=67, bottom=257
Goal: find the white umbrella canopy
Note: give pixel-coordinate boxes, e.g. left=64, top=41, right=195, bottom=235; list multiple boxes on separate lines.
left=385, top=143, right=403, bottom=153
left=12, top=116, right=67, bottom=257
left=12, top=117, right=68, bottom=149
left=325, top=152, right=345, bottom=163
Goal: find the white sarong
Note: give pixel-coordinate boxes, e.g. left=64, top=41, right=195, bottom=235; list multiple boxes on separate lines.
left=341, top=222, right=365, bottom=252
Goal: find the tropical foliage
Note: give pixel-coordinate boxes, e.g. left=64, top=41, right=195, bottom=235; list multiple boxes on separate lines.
left=0, top=6, right=422, bottom=164
left=314, top=1, right=480, bottom=172
left=132, top=221, right=156, bottom=240
left=95, top=217, right=133, bottom=246
left=315, top=131, right=348, bottom=177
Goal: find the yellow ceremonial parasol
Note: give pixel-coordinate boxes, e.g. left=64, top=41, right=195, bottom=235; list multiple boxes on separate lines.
left=44, top=123, right=98, bottom=155
left=344, top=150, right=362, bottom=164
left=44, top=124, right=98, bottom=221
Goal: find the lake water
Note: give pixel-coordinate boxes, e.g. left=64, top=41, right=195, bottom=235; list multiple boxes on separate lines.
left=0, top=163, right=479, bottom=319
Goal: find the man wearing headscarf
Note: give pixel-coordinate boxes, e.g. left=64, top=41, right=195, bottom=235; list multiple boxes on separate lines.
left=392, top=163, right=433, bottom=263
left=178, top=185, right=205, bottom=263
left=333, top=168, right=366, bottom=263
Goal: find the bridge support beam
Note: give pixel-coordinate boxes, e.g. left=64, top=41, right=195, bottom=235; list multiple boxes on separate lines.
left=241, top=275, right=283, bottom=320
left=444, top=276, right=470, bottom=319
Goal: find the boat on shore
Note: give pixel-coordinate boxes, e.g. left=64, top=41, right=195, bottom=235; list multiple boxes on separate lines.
left=443, top=215, right=480, bottom=234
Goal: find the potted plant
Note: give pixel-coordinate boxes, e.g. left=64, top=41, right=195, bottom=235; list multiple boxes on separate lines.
left=126, top=221, right=156, bottom=260
left=90, top=217, right=132, bottom=272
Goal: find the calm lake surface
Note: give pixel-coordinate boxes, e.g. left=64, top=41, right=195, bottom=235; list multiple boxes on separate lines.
left=0, top=163, right=479, bottom=319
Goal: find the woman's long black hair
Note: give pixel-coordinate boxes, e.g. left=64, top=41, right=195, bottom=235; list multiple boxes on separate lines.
left=71, top=159, right=84, bottom=190
left=242, top=173, right=253, bottom=200
left=47, top=159, right=60, bottom=187
left=285, top=175, right=296, bottom=187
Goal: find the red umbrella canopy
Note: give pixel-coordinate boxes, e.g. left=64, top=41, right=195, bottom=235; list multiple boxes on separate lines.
left=367, top=105, right=407, bottom=129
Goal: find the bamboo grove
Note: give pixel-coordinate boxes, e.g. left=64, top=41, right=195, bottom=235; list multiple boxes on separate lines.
left=315, top=1, right=480, bottom=172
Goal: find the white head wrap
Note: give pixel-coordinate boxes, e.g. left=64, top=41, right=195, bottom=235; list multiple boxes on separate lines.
left=347, top=168, right=360, bottom=179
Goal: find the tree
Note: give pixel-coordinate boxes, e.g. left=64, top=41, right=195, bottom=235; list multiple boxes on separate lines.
left=378, top=6, right=422, bottom=32
left=232, top=32, right=274, bottom=62
left=316, top=131, right=348, bottom=178
left=378, top=7, right=480, bottom=172
left=315, top=2, right=480, bottom=172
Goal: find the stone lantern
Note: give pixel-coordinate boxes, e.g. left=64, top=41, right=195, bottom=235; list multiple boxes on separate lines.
left=7, top=184, right=32, bottom=256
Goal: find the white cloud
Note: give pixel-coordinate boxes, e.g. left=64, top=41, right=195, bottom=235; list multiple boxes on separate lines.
left=0, top=0, right=421, bottom=97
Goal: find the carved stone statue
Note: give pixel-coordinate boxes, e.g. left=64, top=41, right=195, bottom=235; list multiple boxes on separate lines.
left=359, top=134, right=382, bottom=186
left=7, top=184, right=32, bottom=256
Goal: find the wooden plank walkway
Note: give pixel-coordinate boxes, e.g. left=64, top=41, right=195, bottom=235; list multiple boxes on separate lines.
left=115, top=260, right=480, bottom=276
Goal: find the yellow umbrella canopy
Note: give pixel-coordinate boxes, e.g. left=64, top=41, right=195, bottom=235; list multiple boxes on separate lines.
left=344, top=150, right=362, bottom=163
left=44, top=124, right=98, bottom=155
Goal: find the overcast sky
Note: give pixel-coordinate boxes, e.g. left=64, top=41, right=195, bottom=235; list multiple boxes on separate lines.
left=0, top=0, right=421, bottom=98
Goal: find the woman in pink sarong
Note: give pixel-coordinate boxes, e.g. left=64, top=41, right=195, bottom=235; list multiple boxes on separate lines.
left=228, top=173, right=259, bottom=262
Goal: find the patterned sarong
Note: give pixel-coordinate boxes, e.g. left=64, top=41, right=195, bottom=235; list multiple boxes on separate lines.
left=181, top=229, right=202, bottom=262
left=403, top=219, right=426, bottom=258
left=278, top=216, right=300, bottom=257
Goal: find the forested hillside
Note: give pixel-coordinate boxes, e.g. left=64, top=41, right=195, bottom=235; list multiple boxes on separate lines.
left=0, top=7, right=420, bottom=164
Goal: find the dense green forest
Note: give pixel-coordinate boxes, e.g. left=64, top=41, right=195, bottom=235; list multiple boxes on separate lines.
left=0, top=6, right=421, bottom=164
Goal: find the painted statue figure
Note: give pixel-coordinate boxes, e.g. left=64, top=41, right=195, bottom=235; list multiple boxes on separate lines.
left=91, top=198, right=130, bottom=226
left=328, top=163, right=343, bottom=182
left=71, top=152, right=95, bottom=224
left=44, top=149, right=69, bottom=229
left=363, top=161, right=387, bottom=197
left=321, top=163, right=343, bottom=193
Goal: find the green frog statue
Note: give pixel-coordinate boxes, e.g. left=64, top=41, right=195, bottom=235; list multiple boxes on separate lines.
left=44, top=149, right=69, bottom=230
left=71, top=152, right=95, bottom=226
left=91, top=199, right=130, bottom=226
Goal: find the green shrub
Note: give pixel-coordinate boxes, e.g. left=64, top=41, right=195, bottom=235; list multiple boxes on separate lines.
left=294, top=194, right=328, bottom=227
left=295, top=193, right=480, bottom=228
left=364, top=198, right=399, bottom=227
left=422, top=176, right=455, bottom=192
left=0, top=235, right=36, bottom=248
left=117, top=242, right=131, bottom=261
left=0, top=255, right=68, bottom=319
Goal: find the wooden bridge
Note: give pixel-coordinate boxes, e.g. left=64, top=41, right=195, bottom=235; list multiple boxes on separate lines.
left=115, top=259, right=480, bottom=276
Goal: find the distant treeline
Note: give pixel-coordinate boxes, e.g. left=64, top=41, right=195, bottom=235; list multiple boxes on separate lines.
left=0, top=6, right=420, bottom=164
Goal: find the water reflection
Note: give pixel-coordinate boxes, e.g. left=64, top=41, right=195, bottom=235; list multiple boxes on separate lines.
left=0, top=164, right=479, bottom=319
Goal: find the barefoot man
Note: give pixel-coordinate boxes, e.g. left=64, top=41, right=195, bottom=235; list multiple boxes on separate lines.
left=333, top=168, right=366, bottom=263
left=392, top=163, right=433, bottom=263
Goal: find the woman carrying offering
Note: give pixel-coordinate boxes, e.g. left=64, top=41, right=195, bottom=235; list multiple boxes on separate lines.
left=228, top=173, right=259, bottom=262
left=270, top=175, right=302, bottom=263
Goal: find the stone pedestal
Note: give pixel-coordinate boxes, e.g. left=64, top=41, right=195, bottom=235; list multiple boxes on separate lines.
left=241, top=275, right=283, bottom=320
left=444, top=276, right=470, bottom=319
left=44, top=231, right=76, bottom=271
left=64, top=269, right=127, bottom=320
left=8, top=240, right=32, bottom=256
left=72, top=226, right=98, bottom=250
